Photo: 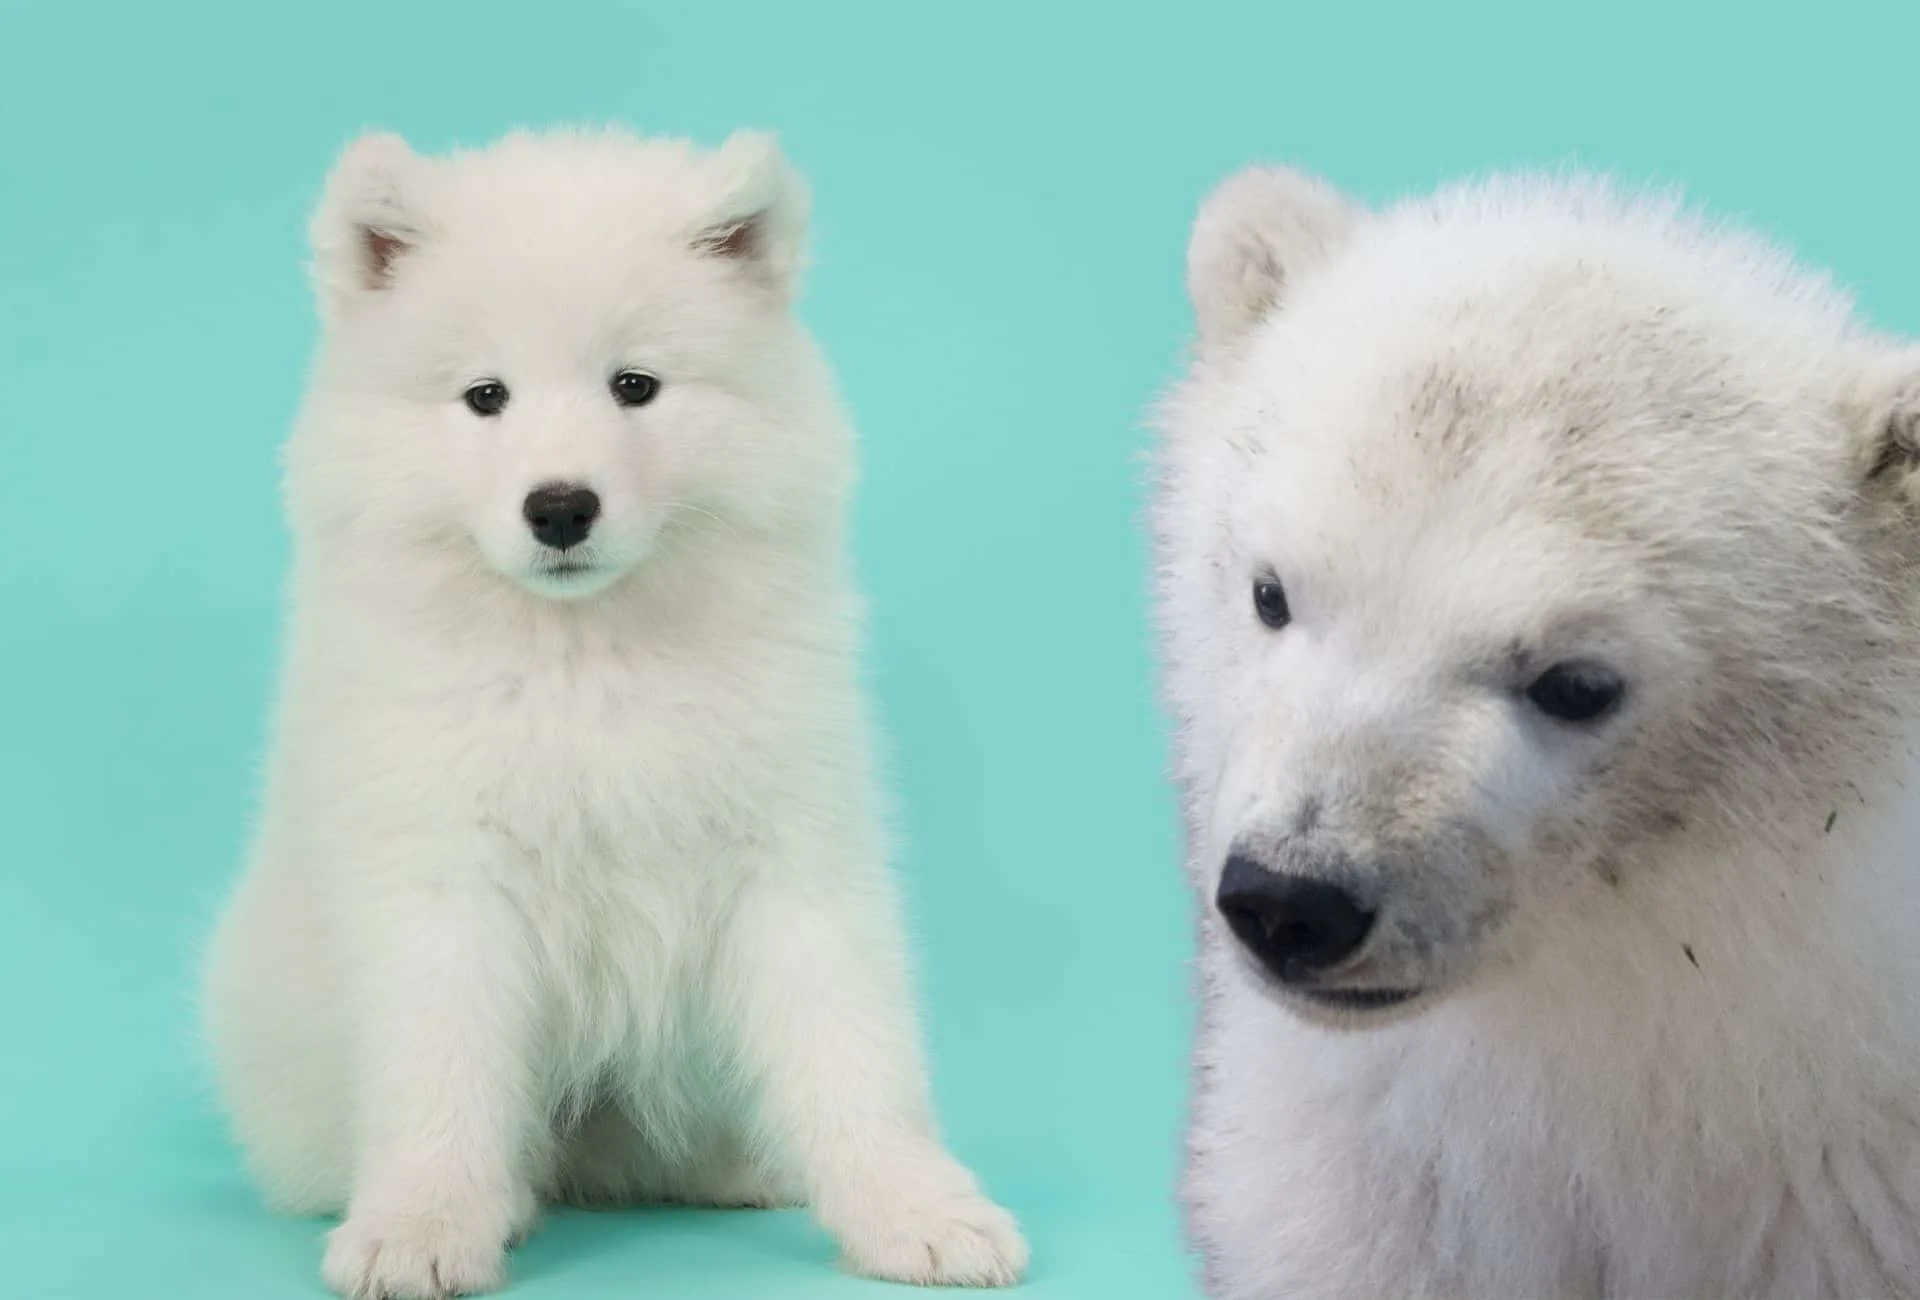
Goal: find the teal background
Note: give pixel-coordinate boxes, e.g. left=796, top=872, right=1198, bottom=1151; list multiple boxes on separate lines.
left=5, top=1, right=1920, bottom=1296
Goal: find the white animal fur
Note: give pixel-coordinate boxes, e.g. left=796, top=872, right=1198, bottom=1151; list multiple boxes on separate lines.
left=1157, top=167, right=1920, bottom=1297
left=201, top=127, right=1026, bottom=1300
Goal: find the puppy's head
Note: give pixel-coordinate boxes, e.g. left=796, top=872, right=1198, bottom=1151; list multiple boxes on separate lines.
left=291, top=127, right=843, bottom=599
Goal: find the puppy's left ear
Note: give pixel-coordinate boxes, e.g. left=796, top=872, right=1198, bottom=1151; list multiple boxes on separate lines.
left=1847, top=346, right=1920, bottom=504
left=691, top=131, right=810, bottom=294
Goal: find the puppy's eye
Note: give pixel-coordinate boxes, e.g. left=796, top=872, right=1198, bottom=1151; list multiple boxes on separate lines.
left=611, top=370, right=661, bottom=408
left=1525, top=661, right=1626, bottom=725
left=1253, top=578, right=1291, bottom=629
left=463, top=380, right=509, bottom=417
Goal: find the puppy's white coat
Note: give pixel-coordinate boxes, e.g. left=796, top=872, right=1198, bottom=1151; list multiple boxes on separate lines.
left=1157, top=168, right=1920, bottom=1297
left=202, top=128, right=1025, bottom=1300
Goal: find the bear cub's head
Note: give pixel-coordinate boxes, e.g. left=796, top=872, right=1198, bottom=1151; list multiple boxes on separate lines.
left=1159, top=167, right=1920, bottom=1026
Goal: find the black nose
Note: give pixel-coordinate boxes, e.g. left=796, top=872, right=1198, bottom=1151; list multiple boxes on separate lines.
left=1216, top=853, right=1375, bottom=982
left=522, top=484, right=600, bottom=551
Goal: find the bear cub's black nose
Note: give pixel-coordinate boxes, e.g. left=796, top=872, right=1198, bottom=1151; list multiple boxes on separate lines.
left=1216, top=853, right=1375, bottom=982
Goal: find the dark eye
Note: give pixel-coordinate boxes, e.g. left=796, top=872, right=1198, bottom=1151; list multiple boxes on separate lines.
left=611, top=370, right=660, bottom=408
left=463, top=380, right=509, bottom=417
left=1525, top=661, right=1626, bottom=725
left=1253, top=578, right=1291, bottom=629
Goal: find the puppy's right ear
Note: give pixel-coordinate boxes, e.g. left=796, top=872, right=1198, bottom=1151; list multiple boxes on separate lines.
left=689, top=130, right=810, bottom=296
left=1187, top=166, right=1360, bottom=354
left=309, top=132, right=427, bottom=309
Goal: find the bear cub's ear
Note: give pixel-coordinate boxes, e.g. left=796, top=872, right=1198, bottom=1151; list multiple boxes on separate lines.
left=1849, top=346, right=1920, bottom=504
left=1187, top=165, right=1361, bottom=355
left=690, top=130, right=810, bottom=296
left=309, top=132, right=428, bottom=309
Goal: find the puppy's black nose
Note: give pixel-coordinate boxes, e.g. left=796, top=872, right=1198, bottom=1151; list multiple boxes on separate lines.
left=1216, top=853, right=1375, bottom=982
left=523, top=484, right=600, bottom=551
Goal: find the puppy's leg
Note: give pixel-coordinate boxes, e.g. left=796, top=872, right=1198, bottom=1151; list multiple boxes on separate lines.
left=720, top=861, right=1028, bottom=1288
left=203, top=846, right=355, bottom=1215
left=321, top=851, right=541, bottom=1300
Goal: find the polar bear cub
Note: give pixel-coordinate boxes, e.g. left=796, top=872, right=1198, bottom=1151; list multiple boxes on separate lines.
left=201, top=128, right=1026, bottom=1299
left=1157, top=167, right=1920, bottom=1297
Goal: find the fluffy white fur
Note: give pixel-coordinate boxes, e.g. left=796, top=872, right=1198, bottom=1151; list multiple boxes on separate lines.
left=201, top=127, right=1025, bottom=1300
left=1157, top=166, right=1920, bottom=1297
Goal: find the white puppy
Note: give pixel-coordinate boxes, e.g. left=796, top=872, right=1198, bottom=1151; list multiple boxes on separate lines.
left=1157, top=167, right=1920, bottom=1297
left=202, top=127, right=1026, bottom=1300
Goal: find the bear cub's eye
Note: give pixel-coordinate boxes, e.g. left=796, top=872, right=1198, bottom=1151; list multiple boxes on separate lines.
left=463, top=380, right=509, bottom=417
left=1253, top=578, right=1291, bottom=630
left=1525, top=661, right=1626, bottom=725
left=611, top=370, right=661, bottom=408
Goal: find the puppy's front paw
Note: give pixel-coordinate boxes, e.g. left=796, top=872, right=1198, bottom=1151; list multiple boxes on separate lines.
left=321, top=1209, right=509, bottom=1300
left=826, top=1156, right=1029, bottom=1288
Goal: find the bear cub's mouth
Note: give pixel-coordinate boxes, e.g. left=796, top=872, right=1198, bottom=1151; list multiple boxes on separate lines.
left=1288, top=987, right=1422, bottom=1012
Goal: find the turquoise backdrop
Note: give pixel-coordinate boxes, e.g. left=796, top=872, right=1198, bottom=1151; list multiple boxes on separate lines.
left=5, top=1, right=1920, bottom=1296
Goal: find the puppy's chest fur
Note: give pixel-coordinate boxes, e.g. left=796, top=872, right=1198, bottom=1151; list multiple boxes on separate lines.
left=460, top=641, right=780, bottom=864
left=490, top=655, right=762, bottom=1044
left=310, top=602, right=833, bottom=1081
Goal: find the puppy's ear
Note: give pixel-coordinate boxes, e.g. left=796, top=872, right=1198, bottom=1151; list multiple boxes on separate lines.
left=309, top=132, right=428, bottom=308
left=1847, top=346, right=1920, bottom=505
left=690, top=130, right=810, bottom=294
left=1187, top=165, right=1360, bottom=354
